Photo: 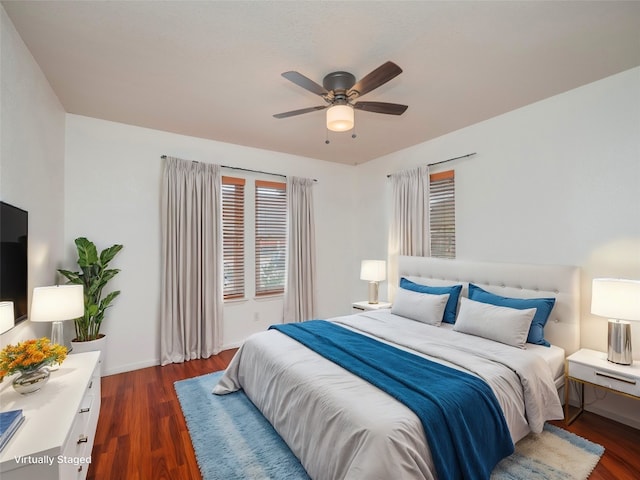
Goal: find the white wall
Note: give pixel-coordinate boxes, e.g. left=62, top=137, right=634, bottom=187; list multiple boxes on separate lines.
left=0, top=6, right=66, bottom=347
left=64, top=115, right=357, bottom=375
left=5, top=2, right=639, bottom=427
left=353, top=67, right=640, bottom=427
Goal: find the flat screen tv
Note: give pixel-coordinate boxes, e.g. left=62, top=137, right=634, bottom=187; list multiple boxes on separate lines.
left=0, top=201, right=28, bottom=323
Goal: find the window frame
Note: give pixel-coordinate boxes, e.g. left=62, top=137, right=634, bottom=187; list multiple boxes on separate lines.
left=254, top=180, right=287, bottom=297
left=429, top=170, right=455, bottom=259
left=221, top=176, right=246, bottom=300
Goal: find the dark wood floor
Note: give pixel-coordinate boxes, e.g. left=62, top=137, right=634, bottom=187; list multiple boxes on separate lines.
left=88, top=349, right=640, bottom=480
left=87, top=350, right=237, bottom=480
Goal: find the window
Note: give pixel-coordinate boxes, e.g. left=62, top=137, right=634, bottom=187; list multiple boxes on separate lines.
left=222, top=176, right=245, bottom=299
left=255, top=180, right=287, bottom=296
left=429, top=170, right=455, bottom=259
left=222, top=176, right=287, bottom=300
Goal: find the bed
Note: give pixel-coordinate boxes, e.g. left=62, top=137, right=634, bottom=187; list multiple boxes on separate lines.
left=214, top=256, right=581, bottom=480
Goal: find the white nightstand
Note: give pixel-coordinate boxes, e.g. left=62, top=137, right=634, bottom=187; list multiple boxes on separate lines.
left=565, top=348, right=640, bottom=425
left=352, top=301, right=392, bottom=313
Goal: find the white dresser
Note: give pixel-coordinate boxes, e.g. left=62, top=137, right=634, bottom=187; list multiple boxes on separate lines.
left=0, top=351, right=101, bottom=480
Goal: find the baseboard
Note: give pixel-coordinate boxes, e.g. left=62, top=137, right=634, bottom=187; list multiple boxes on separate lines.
left=566, top=382, right=640, bottom=430
left=103, top=358, right=159, bottom=376
left=585, top=404, right=640, bottom=430
left=221, top=341, right=243, bottom=351
left=101, top=347, right=240, bottom=377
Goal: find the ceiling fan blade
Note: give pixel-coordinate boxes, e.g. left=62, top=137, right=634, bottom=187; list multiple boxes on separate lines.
left=348, top=61, right=403, bottom=97
left=353, top=101, right=408, bottom=115
left=281, top=71, right=328, bottom=96
left=273, top=105, right=328, bottom=119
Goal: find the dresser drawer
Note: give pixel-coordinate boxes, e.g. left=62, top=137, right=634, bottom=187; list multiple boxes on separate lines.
left=58, top=452, right=90, bottom=480
left=59, top=397, right=94, bottom=473
left=568, top=361, right=640, bottom=398
left=87, top=369, right=101, bottom=396
left=58, top=364, right=100, bottom=480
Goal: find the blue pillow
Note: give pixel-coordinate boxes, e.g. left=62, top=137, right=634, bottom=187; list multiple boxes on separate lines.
left=468, top=283, right=556, bottom=347
left=399, top=278, right=462, bottom=324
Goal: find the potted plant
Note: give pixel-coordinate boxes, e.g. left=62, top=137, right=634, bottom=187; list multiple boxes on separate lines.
left=58, top=237, right=123, bottom=357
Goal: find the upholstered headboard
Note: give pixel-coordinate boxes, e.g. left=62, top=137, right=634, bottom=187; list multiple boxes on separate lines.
left=397, top=256, right=581, bottom=355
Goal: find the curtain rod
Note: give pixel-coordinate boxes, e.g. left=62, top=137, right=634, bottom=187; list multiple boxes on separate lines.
left=160, top=155, right=317, bottom=182
left=386, top=152, right=476, bottom=178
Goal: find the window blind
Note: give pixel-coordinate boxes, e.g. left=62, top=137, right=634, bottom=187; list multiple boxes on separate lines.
left=429, top=170, right=455, bottom=259
left=222, top=176, right=245, bottom=299
left=255, top=180, right=286, bottom=296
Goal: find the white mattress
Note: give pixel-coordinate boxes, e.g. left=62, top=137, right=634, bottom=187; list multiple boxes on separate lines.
left=527, top=343, right=566, bottom=387
left=438, top=322, right=566, bottom=387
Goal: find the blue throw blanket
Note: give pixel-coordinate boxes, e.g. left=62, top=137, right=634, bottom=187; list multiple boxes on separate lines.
left=270, top=320, right=514, bottom=480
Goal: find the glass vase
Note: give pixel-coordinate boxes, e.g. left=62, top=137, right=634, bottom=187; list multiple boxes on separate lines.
left=12, top=366, right=50, bottom=394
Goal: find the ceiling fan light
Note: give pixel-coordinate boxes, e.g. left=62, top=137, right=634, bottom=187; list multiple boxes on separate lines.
left=326, top=105, right=354, bottom=132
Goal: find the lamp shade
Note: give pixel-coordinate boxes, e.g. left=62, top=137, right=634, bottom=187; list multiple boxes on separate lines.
left=591, top=278, right=640, bottom=321
left=0, top=301, right=14, bottom=334
left=360, top=260, right=386, bottom=282
left=326, top=105, right=354, bottom=132
left=30, top=285, right=84, bottom=322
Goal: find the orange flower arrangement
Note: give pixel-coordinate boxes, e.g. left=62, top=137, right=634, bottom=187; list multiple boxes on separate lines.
left=0, top=337, right=67, bottom=379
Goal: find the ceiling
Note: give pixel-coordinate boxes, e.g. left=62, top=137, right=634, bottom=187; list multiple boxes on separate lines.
left=3, top=1, right=640, bottom=165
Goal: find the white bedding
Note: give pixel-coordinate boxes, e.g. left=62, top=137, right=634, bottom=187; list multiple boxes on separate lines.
left=438, top=322, right=566, bottom=386
left=214, top=311, right=564, bottom=480
left=527, top=343, right=566, bottom=387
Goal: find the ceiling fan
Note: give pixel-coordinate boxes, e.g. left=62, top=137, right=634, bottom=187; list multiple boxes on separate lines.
left=273, top=61, right=408, bottom=133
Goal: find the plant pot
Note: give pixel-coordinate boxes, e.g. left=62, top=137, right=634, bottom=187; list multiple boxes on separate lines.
left=71, top=334, right=106, bottom=370
left=13, top=367, right=50, bottom=395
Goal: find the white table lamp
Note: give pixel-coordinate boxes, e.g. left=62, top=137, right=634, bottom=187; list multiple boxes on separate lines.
left=360, top=260, right=386, bottom=304
left=0, top=301, right=15, bottom=334
left=30, top=285, right=84, bottom=347
left=591, top=278, right=640, bottom=365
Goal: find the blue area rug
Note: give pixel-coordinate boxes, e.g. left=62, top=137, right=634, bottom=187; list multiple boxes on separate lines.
left=175, top=371, right=604, bottom=480
left=174, top=371, right=309, bottom=480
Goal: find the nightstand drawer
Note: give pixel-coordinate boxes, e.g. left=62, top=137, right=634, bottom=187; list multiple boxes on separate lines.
left=569, top=362, right=640, bottom=398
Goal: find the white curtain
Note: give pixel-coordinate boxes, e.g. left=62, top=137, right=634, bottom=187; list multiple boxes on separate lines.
left=388, top=165, right=430, bottom=294
left=160, top=157, right=223, bottom=365
left=284, top=177, right=317, bottom=323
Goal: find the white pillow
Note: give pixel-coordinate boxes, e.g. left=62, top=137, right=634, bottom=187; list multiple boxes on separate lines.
left=391, top=288, right=449, bottom=326
left=453, top=297, right=536, bottom=348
